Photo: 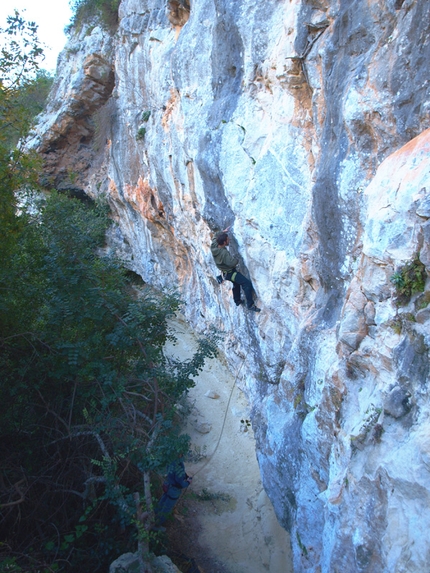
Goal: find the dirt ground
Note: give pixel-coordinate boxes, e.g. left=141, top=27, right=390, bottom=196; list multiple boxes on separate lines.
left=160, top=317, right=293, bottom=573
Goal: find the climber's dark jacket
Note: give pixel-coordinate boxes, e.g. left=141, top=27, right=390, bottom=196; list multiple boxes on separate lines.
left=163, top=459, right=190, bottom=499
left=211, top=236, right=238, bottom=273
left=154, top=459, right=190, bottom=525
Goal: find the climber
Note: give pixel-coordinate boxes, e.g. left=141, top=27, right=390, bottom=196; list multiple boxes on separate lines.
left=153, top=456, right=192, bottom=530
left=211, top=227, right=261, bottom=312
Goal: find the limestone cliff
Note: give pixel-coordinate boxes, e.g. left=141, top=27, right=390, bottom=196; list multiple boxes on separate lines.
left=28, top=0, right=430, bottom=571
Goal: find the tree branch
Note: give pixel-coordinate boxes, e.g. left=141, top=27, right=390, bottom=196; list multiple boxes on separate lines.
left=0, top=478, right=26, bottom=508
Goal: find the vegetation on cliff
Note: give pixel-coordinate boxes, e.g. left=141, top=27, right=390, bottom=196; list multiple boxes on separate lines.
left=67, top=0, right=121, bottom=33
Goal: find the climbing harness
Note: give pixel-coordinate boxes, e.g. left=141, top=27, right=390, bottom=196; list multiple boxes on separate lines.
left=227, top=270, right=238, bottom=283
left=216, top=269, right=238, bottom=285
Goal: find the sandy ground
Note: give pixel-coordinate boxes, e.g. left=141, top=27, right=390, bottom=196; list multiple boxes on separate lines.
left=162, top=317, right=293, bottom=573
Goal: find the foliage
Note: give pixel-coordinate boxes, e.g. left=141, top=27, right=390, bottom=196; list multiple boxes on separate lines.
left=0, top=12, right=52, bottom=264
left=186, top=444, right=207, bottom=462
left=0, top=193, right=218, bottom=571
left=4, top=70, right=53, bottom=148
left=0, top=11, right=44, bottom=86
left=136, top=126, right=146, bottom=141
left=390, top=254, right=426, bottom=305
left=135, top=113, right=151, bottom=141
left=388, top=317, right=403, bottom=335
left=387, top=312, right=416, bottom=335
left=67, top=0, right=121, bottom=33
left=194, top=489, right=231, bottom=503
left=296, top=531, right=308, bottom=557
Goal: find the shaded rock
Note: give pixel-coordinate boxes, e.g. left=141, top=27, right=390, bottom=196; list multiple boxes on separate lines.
left=110, top=552, right=182, bottom=573
left=393, top=331, right=429, bottom=385
left=420, top=221, right=430, bottom=270
left=338, top=281, right=368, bottom=351
left=152, top=555, right=183, bottom=573
left=417, top=193, right=430, bottom=218
left=416, top=306, right=430, bottom=324
left=383, top=385, right=412, bottom=418
left=192, top=421, right=212, bottom=434
left=110, top=552, right=139, bottom=573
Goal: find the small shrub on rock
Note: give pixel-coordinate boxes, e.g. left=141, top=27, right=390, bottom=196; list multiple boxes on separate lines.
left=390, top=254, right=426, bottom=305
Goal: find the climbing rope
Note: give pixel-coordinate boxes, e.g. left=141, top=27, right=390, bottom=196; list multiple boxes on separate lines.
left=166, top=324, right=247, bottom=477
left=173, top=352, right=247, bottom=519
left=191, top=352, right=247, bottom=477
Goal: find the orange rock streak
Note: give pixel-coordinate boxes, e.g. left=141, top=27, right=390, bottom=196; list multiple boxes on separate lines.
left=124, top=176, right=165, bottom=222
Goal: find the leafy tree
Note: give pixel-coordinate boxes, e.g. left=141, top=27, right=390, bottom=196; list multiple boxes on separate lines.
left=0, top=11, right=48, bottom=264
left=5, top=69, right=53, bottom=148
left=0, top=10, right=44, bottom=86
left=0, top=192, right=217, bottom=572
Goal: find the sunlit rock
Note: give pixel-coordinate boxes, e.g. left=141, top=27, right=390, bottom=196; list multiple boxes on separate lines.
left=31, top=1, right=430, bottom=571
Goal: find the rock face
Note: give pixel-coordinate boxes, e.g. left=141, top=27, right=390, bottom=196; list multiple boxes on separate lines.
left=29, top=1, right=430, bottom=571
left=110, top=552, right=181, bottom=572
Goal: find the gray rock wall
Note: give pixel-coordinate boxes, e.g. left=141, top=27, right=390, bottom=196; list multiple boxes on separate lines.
left=29, top=0, right=430, bottom=571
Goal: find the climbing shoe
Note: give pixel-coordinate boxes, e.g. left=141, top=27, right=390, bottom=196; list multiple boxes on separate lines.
left=235, top=300, right=245, bottom=307
left=248, top=304, right=261, bottom=313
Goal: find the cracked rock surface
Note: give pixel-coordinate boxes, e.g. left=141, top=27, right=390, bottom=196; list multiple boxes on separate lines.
left=30, top=1, right=430, bottom=571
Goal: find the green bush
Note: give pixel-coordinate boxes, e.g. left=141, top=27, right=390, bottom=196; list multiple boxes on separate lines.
left=390, top=254, right=426, bottom=305
left=142, top=110, right=151, bottom=122
left=136, top=126, right=146, bottom=140
left=67, top=0, right=121, bottom=33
